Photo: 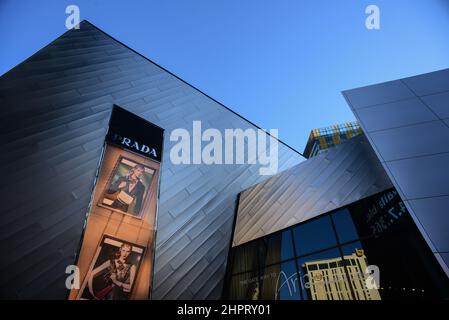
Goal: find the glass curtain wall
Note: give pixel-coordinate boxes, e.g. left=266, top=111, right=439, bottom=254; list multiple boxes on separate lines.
left=223, top=188, right=449, bottom=300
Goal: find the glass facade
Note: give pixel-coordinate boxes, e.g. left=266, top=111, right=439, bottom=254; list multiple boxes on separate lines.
left=223, top=188, right=449, bottom=300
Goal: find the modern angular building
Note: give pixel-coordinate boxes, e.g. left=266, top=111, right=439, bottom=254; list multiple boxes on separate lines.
left=223, top=68, right=449, bottom=300
left=1, top=21, right=448, bottom=300
left=0, top=21, right=302, bottom=299
left=224, top=134, right=449, bottom=299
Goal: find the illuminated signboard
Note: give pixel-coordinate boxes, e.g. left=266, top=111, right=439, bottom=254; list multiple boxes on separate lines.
left=106, top=105, right=163, bottom=162
left=69, top=105, right=164, bottom=300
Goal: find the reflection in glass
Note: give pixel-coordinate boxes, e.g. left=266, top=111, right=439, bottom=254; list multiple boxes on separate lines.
left=228, top=272, right=260, bottom=300
left=332, top=208, right=359, bottom=243
left=349, top=236, right=447, bottom=299
left=259, top=230, right=294, bottom=266
left=340, top=242, right=381, bottom=300
left=293, top=216, right=337, bottom=256
left=297, top=248, right=342, bottom=300
left=341, top=241, right=364, bottom=256
left=231, top=241, right=258, bottom=274
left=260, top=261, right=300, bottom=300
left=224, top=188, right=449, bottom=300
left=297, top=245, right=381, bottom=300
left=348, top=189, right=407, bottom=239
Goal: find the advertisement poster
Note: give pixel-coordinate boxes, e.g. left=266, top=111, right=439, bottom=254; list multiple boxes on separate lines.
left=98, top=156, right=155, bottom=218
left=78, top=235, right=146, bottom=300
left=69, top=106, right=164, bottom=300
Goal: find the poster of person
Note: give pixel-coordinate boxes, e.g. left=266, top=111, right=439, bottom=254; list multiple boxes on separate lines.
left=78, top=235, right=146, bottom=300
left=98, top=156, right=154, bottom=218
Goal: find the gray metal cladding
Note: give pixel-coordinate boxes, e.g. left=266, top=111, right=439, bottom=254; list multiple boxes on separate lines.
left=233, top=134, right=393, bottom=246
left=343, top=68, right=449, bottom=276
left=0, top=21, right=303, bottom=299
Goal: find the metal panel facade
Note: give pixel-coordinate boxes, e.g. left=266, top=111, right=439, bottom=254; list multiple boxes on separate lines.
left=343, top=68, right=449, bottom=276
left=233, top=134, right=393, bottom=246
left=0, top=21, right=303, bottom=299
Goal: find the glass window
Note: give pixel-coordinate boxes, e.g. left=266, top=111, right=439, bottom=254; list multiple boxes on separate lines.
left=231, top=241, right=258, bottom=274
left=227, top=272, right=260, bottom=300
left=259, top=230, right=294, bottom=266
left=293, top=216, right=337, bottom=256
left=340, top=241, right=381, bottom=300
left=350, top=234, right=449, bottom=299
left=332, top=208, right=359, bottom=243
left=260, top=261, right=300, bottom=300
left=346, top=189, right=406, bottom=240
left=297, top=248, right=342, bottom=300
left=341, top=241, right=364, bottom=256
left=225, top=188, right=449, bottom=300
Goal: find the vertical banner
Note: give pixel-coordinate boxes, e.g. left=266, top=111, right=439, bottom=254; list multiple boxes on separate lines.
left=69, top=105, right=164, bottom=300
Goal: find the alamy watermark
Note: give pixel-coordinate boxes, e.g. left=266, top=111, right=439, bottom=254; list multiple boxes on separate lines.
left=65, top=265, right=80, bottom=290
left=365, top=4, right=380, bottom=30
left=65, top=4, right=80, bottom=30
left=170, top=121, right=279, bottom=176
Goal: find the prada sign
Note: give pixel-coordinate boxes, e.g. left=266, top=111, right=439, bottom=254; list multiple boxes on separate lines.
left=106, top=105, right=164, bottom=162
left=70, top=104, right=163, bottom=300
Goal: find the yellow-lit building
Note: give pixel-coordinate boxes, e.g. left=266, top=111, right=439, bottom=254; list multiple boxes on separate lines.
left=303, top=251, right=381, bottom=300
left=303, top=121, right=362, bottom=158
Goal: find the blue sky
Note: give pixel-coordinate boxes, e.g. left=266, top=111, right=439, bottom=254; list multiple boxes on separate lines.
left=1, top=0, right=449, bottom=152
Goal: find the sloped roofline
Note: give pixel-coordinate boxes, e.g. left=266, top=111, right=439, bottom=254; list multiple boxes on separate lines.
left=1, top=19, right=304, bottom=158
